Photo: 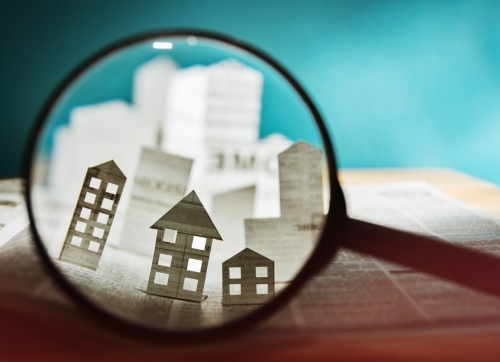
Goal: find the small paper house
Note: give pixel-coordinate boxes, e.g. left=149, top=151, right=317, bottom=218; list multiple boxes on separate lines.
left=222, top=248, right=275, bottom=305
left=146, top=191, right=222, bottom=302
left=59, top=160, right=126, bottom=270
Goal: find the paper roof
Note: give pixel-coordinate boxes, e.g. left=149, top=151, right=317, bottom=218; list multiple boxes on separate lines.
left=223, top=248, right=273, bottom=265
left=90, top=160, right=126, bottom=179
left=151, top=190, right=222, bottom=240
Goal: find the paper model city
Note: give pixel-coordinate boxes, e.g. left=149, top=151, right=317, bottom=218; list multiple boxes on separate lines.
left=49, top=56, right=325, bottom=307
left=59, top=138, right=322, bottom=305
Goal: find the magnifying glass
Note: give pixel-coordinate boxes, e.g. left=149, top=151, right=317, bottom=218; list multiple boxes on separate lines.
left=25, top=30, right=500, bottom=339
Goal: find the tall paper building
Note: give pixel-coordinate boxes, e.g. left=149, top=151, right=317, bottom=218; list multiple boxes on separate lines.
left=162, top=59, right=263, bottom=158
left=245, top=141, right=325, bottom=282
left=161, top=60, right=292, bottom=257
left=161, top=61, right=264, bottom=200
left=59, top=160, right=126, bottom=270
left=118, top=147, right=193, bottom=256
left=48, top=57, right=177, bottom=210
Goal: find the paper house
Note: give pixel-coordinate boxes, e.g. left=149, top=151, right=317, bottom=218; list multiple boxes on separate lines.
left=222, top=248, right=275, bottom=305
left=146, top=191, right=222, bottom=302
left=59, top=160, right=126, bottom=270
left=162, top=60, right=263, bottom=159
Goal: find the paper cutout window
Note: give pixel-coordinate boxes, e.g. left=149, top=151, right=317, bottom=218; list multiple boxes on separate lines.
left=97, top=213, right=109, bottom=224
left=89, top=177, right=101, bottom=189
left=187, top=258, right=203, bottom=273
left=192, top=236, right=206, bottom=250
left=92, top=227, right=105, bottom=238
left=101, top=198, right=114, bottom=210
left=154, top=272, right=169, bottom=286
left=229, top=267, right=241, bottom=279
left=230, top=284, right=241, bottom=295
left=158, top=254, right=172, bottom=267
left=84, top=192, right=96, bottom=204
left=71, top=236, right=82, bottom=247
left=256, top=284, right=268, bottom=295
left=88, top=240, right=100, bottom=253
left=106, top=182, right=119, bottom=194
left=163, top=229, right=177, bottom=243
left=75, top=221, right=86, bottom=232
left=255, top=266, right=267, bottom=278
left=80, top=207, right=91, bottom=219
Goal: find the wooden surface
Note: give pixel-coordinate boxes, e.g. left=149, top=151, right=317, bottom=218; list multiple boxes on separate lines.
left=5, top=168, right=500, bottom=361
left=340, top=167, right=500, bottom=219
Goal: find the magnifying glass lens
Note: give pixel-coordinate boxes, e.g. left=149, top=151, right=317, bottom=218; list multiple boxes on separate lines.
left=28, top=34, right=334, bottom=331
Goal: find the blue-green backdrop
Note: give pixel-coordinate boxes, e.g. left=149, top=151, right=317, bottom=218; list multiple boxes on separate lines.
left=2, top=0, right=500, bottom=183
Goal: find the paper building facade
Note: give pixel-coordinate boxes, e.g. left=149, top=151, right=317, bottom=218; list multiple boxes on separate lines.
left=278, top=141, right=324, bottom=222
left=59, top=160, right=126, bottom=270
left=118, top=147, right=192, bottom=255
left=245, top=141, right=324, bottom=282
left=146, top=191, right=222, bottom=302
left=161, top=60, right=287, bottom=216
left=222, top=248, right=275, bottom=306
left=162, top=59, right=263, bottom=159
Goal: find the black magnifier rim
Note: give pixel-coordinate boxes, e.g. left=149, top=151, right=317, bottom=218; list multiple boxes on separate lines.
left=24, top=29, right=347, bottom=342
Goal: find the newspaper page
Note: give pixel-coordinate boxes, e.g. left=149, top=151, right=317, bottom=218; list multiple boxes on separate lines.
left=5, top=179, right=500, bottom=332
left=0, top=179, right=29, bottom=247
left=273, top=182, right=500, bottom=331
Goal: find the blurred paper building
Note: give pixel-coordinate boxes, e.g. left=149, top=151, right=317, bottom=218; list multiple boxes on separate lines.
left=162, top=60, right=262, bottom=162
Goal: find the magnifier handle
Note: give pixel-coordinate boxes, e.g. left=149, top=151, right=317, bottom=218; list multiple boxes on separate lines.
left=339, top=217, right=500, bottom=298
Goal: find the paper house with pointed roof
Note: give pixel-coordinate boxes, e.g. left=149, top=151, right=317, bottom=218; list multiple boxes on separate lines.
left=222, top=248, right=275, bottom=306
left=59, top=160, right=126, bottom=270
left=146, top=190, right=222, bottom=302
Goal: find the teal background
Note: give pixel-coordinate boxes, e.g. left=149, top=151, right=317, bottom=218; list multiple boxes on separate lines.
left=2, top=0, right=500, bottom=183
left=37, top=37, right=322, bottom=156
